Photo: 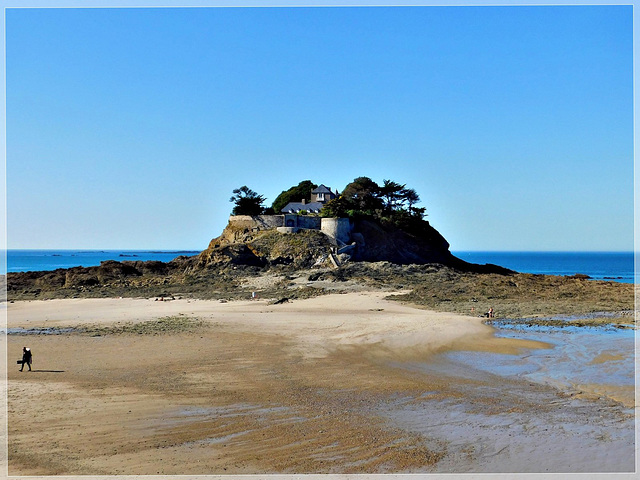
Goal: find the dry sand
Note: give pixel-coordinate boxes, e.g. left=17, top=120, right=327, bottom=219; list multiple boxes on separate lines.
left=5, top=292, right=636, bottom=475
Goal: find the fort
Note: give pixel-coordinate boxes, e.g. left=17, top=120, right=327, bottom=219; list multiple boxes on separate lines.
left=227, top=214, right=353, bottom=246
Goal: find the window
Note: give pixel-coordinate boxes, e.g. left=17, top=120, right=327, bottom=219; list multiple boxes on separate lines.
left=317, top=193, right=325, bottom=201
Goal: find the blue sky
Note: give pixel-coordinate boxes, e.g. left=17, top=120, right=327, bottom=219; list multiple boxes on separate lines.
left=6, top=4, right=634, bottom=251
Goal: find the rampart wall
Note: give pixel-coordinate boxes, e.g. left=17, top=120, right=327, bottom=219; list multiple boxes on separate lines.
left=320, top=218, right=352, bottom=245
left=228, top=215, right=352, bottom=244
left=228, top=215, right=284, bottom=230
left=283, top=214, right=322, bottom=230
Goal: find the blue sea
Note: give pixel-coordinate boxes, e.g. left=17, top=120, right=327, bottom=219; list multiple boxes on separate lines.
left=453, top=251, right=635, bottom=284
left=6, top=250, right=200, bottom=273
left=4, top=250, right=636, bottom=283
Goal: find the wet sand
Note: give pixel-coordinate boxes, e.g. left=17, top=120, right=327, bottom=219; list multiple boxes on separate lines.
left=6, top=293, right=635, bottom=475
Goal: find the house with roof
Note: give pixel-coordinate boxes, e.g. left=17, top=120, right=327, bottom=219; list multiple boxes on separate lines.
left=311, top=184, right=337, bottom=203
left=280, top=184, right=338, bottom=214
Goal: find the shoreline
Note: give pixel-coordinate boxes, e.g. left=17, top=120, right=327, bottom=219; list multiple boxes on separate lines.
left=6, top=293, right=635, bottom=474
left=7, top=249, right=635, bottom=284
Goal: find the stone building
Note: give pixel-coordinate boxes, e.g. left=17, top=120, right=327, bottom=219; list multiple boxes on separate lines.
left=280, top=184, right=339, bottom=214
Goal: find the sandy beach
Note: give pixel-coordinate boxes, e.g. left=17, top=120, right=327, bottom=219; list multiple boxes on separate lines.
left=6, top=292, right=635, bottom=475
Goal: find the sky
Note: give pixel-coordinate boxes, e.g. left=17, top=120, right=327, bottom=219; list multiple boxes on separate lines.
left=6, top=3, right=634, bottom=251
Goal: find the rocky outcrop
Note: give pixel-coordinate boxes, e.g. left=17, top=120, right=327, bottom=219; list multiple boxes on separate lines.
left=6, top=216, right=512, bottom=299
left=192, top=216, right=513, bottom=274
left=195, top=244, right=267, bottom=269
left=347, top=218, right=511, bottom=274
left=194, top=228, right=335, bottom=271
left=7, top=256, right=196, bottom=297
left=348, top=218, right=450, bottom=264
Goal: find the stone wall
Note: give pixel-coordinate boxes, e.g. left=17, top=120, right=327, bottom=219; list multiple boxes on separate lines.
left=321, top=217, right=352, bottom=245
left=279, top=214, right=322, bottom=230
left=228, top=215, right=350, bottom=244
left=228, top=215, right=284, bottom=230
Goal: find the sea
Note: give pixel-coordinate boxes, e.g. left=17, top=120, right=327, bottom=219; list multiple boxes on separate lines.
left=453, top=251, right=635, bottom=284
left=4, top=250, right=636, bottom=283
left=6, top=250, right=200, bottom=274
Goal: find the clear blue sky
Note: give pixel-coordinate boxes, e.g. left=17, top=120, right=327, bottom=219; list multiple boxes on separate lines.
left=6, top=4, right=634, bottom=251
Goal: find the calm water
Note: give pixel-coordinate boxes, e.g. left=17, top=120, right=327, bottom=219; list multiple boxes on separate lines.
left=6, top=250, right=199, bottom=273
left=447, top=323, right=634, bottom=402
left=5, top=250, right=636, bottom=283
left=453, top=251, right=635, bottom=283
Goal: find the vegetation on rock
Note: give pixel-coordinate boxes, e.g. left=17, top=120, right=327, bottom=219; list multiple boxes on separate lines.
left=320, top=177, right=427, bottom=236
left=230, top=185, right=267, bottom=215
left=271, top=180, right=318, bottom=214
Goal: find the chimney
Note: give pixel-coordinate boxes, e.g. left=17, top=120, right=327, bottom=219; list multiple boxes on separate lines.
left=302, top=199, right=306, bottom=205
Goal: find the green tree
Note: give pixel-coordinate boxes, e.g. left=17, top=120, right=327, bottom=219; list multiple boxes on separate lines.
left=411, top=206, right=427, bottom=219
left=380, top=179, right=407, bottom=212
left=230, top=186, right=266, bottom=216
left=320, top=195, right=352, bottom=218
left=271, top=180, right=318, bottom=213
left=341, top=177, right=384, bottom=214
left=401, top=188, right=422, bottom=216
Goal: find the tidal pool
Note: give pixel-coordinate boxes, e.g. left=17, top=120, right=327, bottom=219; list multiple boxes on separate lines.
left=384, top=318, right=636, bottom=473
left=446, top=319, right=635, bottom=409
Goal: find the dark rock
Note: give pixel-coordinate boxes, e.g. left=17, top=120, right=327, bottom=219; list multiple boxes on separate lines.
left=270, top=256, right=294, bottom=266
left=567, top=273, right=592, bottom=280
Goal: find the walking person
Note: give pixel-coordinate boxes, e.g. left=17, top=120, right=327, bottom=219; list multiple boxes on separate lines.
left=20, top=346, right=32, bottom=372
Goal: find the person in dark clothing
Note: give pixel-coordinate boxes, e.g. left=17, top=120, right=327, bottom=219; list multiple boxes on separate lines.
left=20, top=347, right=32, bottom=372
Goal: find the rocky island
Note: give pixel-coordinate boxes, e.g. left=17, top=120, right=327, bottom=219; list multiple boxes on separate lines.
left=6, top=178, right=636, bottom=475
left=7, top=178, right=633, bottom=320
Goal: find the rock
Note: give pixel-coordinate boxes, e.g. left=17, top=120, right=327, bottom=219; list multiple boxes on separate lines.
left=567, top=274, right=592, bottom=280
left=308, top=272, right=325, bottom=281
left=6, top=215, right=514, bottom=299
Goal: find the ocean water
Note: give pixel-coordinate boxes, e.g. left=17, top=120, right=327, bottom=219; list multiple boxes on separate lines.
left=5, top=250, right=635, bottom=283
left=453, top=251, right=635, bottom=283
left=6, top=250, right=199, bottom=273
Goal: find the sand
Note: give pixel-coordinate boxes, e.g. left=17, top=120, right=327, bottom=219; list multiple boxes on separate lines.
left=5, top=292, right=636, bottom=475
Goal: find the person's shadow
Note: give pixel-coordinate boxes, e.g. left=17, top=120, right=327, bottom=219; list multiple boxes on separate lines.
left=26, top=370, right=65, bottom=373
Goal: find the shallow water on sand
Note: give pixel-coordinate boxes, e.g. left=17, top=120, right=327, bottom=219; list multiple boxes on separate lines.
left=446, top=320, right=635, bottom=408
left=386, top=320, right=635, bottom=473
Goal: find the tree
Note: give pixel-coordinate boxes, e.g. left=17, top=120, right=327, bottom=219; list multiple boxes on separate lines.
left=411, top=206, right=427, bottom=219
left=321, top=176, right=427, bottom=224
left=271, top=180, right=318, bottom=214
left=229, top=186, right=266, bottom=216
left=320, top=195, right=352, bottom=218
left=401, top=188, right=421, bottom=215
left=380, top=179, right=407, bottom=212
left=341, top=177, right=384, bottom=214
